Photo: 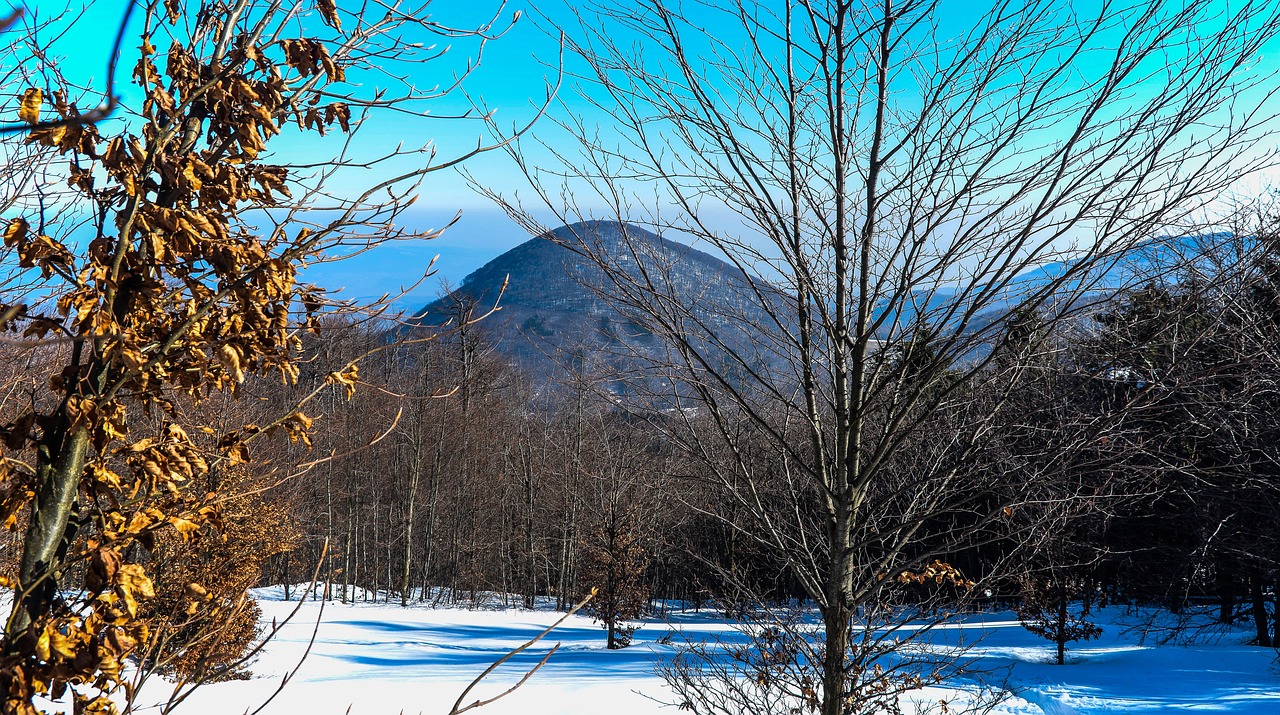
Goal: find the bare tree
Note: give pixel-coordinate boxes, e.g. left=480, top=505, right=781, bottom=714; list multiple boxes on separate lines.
left=576, top=411, right=666, bottom=649
left=481, top=0, right=1280, bottom=712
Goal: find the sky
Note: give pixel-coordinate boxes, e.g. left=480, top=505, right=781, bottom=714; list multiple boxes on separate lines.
left=14, top=0, right=572, bottom=305
left=13, top=0, right=1280, bottom=309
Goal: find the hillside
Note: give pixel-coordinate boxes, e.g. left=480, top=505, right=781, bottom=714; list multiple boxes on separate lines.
left=414, top=221, right=783, bottom=391
left=415, top=222, right=1240, bottom=389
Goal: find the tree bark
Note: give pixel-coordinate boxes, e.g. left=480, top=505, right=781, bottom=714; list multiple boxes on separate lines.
left=1250, top=574, right=1271, bottom=646
left=821, top=604, right=851, bottom=715
left=5, top=424, right=91, bottom=647
left=1271, top=582, right=1279, bottom=650
left=1057, top=597, right=1068, bottom=665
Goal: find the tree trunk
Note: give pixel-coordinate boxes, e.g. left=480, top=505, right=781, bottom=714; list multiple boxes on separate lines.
left=5, top=425, right=91, bottom=648
left=1250, top=574, right=1271, bottom=647
left=1271, top=582, right=1279, bottom=649
left=371, top=485, right=381, bottom=600
left=401, top=430, right=423, bottom=606
left=524, top=451, right=536, bottom=610
left=820, top=603, right=851, bottom=715
left=1216, top=559, right=1236, bottom=624
left=1056, top=597, right=1068, bottom=665
left=419, top=421, right=445, bottom=602
left=342, top=501, right=353, bottom=604
left=324, top=458, right=335, bottom=601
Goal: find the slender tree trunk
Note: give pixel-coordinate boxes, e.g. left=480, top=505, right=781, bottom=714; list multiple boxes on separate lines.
left=372, top=485, right=381, bottom=600
left=401, top=431, right=423, bottom=606
left=360, top=511, right=369, bottom=601
left=819, top=489, right=857, bottom=715
left=1216, top=557, right=1236, bottom=624
left=524, top=453, right=536, bottom=609
left=385, top=520, right=393, bottom=603
left=1219, top=583, right=1236, bottom=624
left=343, top=500, right=353, bottom=604
left=5, top=425, right=91, bottom=647
left=419, top=421, right=445, bottom=601
left=1271, top=582, right=1279, bottom=649
left=325, top=458, right=335, bottom=601
left=499, top=493, right=511, bottom=603
left=1250, top=574, right=1270, bottom=646
left=1056, top=596, right=1069, bottom=665
left=561, top=495, right=579, bottom=609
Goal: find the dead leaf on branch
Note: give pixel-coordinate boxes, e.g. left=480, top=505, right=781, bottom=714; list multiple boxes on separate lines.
left=280, top=38, right=344, bottom=82
left=18, top=87, right=40, bottom=124
left=86, top=545, right=123, bottom=595
left=316, top=0, right=341, bottom=30
left=326, top=364, right=359, bottom=400
left=325, top=102, right=351, bottom=132
left=3, top=217, right=28, bottom=246
left=117, top=564, right=155, bottom=618
left=218, top=343, right=245, bottom=383
left=0, top=1, right=378, bottom=709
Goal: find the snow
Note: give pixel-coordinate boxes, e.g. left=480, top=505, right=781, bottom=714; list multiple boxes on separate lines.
left=946, top=613, right=1280, bottom=714
left=111, top=589, right=1280, bottom=714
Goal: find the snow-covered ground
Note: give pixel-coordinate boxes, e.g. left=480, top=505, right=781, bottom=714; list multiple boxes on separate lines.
left=130, top=587, right=1280, bottom=715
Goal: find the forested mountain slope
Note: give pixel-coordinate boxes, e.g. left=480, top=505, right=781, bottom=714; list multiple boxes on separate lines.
left=414, top=220, right=784, bottom=391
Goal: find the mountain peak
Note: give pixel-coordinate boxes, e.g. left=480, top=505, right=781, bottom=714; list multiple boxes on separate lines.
left=540, top=220, right=670, bottom=255
left=413, top=221, right=773, bottom=385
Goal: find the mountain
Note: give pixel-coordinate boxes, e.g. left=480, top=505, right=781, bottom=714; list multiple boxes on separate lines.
left=416, top=223, right=1240, bottom=387
left=413, top=221, right=782, bottom=391
left=874, top=232, right=1240, bottom=340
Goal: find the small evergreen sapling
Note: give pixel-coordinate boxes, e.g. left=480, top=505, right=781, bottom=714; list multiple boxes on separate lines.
left=1016, top=574, right=1104, bottom=665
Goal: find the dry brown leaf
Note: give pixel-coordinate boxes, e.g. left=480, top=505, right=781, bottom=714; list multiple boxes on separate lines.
left=3, top=217, right=28, bottom=247
left=18, top=87, right=41, bottom=124
left=117, top=564, right=155, bottom=617
left=169, top=516, right=200, bottom=541
left=316, top=0, right=341, bottom=30
left=218, top=343, right=245, bottom=383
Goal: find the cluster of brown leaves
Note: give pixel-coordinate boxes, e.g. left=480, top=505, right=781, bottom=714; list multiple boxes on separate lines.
left=1015, top=573, right=1104, bottom=655
left=0, top=532, right=157, bottom=713
left=136, top=469, right=299, bottom=683
left=0, top=1, right=358, bottom=712
left=580, top=509, right=650, bottom=649
left=896, top=560, right=974, bottom=589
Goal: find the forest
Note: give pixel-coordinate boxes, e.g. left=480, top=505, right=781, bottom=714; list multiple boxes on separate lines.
left=0, top=0, right=1279, bottom=714
left=278, top=237, right=1280, bottom=657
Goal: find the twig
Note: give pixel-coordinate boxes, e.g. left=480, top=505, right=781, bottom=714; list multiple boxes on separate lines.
left=448, top=589, right=596, bottom=715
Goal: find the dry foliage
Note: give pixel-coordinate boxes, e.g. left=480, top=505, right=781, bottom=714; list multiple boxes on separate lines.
left=580, top=508, right=650, bottom=649
left=1016, top=575, right=1104, bottom=666
left=0, top=0, right=530, bottom=712
left=136, top=467, right=299, bottom=683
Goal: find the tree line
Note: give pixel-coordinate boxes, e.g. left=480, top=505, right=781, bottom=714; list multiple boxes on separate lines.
left=270, top=227, right=1280, bottom=666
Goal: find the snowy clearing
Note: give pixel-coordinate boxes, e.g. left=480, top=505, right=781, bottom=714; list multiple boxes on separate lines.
left=123, top=587, right=1280, bottom=715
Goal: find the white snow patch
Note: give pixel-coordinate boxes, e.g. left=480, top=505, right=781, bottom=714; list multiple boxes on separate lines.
left=17, top=588, right=1279, bottom=715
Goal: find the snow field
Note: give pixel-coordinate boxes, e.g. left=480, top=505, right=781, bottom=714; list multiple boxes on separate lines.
left=128, top=587, right=1280, bottom=715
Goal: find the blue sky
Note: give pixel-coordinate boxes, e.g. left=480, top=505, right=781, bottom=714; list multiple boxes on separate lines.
left=19, top=0, right=566, bottom=305
left=15, top=0, right=1280, bottom=308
